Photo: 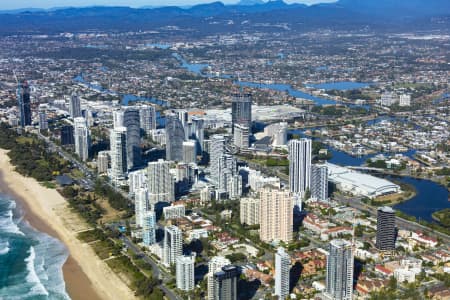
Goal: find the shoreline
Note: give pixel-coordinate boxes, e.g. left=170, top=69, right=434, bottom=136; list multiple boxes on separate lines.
left=0, top=149, right=136, bottom=300
left=1, top=179, right=101, bottom=300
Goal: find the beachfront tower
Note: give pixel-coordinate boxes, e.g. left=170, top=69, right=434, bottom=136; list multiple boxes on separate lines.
left=142, top=210, right=156, bottom=246
left=74, top=117, right=90, bottom=162
left=109, top=126, right=128, bottom=181
left=163, top=225, right=183, bottom=266
left=17, top=81, right=32, bottom=127
left=123, top=107, right=141, bottom=169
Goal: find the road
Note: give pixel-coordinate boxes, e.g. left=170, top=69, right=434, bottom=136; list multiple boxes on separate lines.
left=120, top=235, right=180, bottom=300
left=37, top=132, right=129, bottom=198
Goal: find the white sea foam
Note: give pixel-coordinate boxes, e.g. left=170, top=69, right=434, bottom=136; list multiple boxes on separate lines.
left=25, top=246, right=49, bottom=296
left=24, top=224, right=70, bottom=299
left=0, top=196, right=70, bottom=299
left=0, top=200, right=23, bottom=235
left=0, top=241, right=9, bottom=255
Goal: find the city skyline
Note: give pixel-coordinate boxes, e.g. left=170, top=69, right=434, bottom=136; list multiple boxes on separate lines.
left=0, top=0, right=448, bottom=299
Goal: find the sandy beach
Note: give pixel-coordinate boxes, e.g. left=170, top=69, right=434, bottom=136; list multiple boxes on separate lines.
left=0, top=149, right=136, bottom=300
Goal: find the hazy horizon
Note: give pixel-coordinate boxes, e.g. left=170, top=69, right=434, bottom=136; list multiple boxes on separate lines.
left=0, top=0, right=337, bottom=10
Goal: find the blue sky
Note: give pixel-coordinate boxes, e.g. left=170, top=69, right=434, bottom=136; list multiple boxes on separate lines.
left=0, top=0, right=337, bottom=10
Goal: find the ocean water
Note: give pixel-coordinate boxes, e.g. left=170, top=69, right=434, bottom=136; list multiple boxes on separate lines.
left=0, top=195, right=70, bottom=300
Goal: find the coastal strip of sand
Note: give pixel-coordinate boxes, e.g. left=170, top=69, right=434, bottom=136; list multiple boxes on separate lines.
left=0, top=149, right=137, bottom=300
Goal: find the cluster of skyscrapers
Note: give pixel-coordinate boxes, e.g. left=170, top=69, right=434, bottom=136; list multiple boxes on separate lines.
left=12, top=66, right=408, bottom=300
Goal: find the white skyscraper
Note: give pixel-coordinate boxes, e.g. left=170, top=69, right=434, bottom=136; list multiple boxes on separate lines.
left=233, top=123, right=249, bottom=149
left=289, top=138, right=312, bottom=205
left=200, top=187, right=211, bottom=204
left=163, top=205, right=186, bottom=220
left=139, top=104, right=157, bottom=134
left=142, top=210, right=156, bottom=246
left=207, top=256, right=231, bottom=300
left=151, top=129, right=166, bottom=146
left=113, top=109, right=124, bottom=128
left=219, top=154, right=236, bottom=193
left=128, top=169, right=147, bottom=196
left=228, top=174, right=242, bottom=199
left=69, top=93, right=82, bottom=118
left=209, top=134, right=226, bottom=184
left=182, top=140, right=197, bottom=164
left=399, top=94, right=411, bottom=107
left=176, top=254, right=195, bottom=291
left=311, top=164, right=328, bottom=202
left=97, top=151, right=109, bottom=174
left=275, top=247, right=290, bottom=300
left=176, top=109, right=189, bottom=129
left=325, top=239, right=353, bottom=300
left=163, top=225, right=183, bottom=266
left=379, top=92, right=397, bottom=107
left=135, top=187, right=149, bottom=228
left=148, top=159, right=174, bottom=205
left=265, top=122, right=288, bottom=146
left=74, top=117, right=90, bottom=162
left=240, top=197, right=260, bottom=226
left=109, top=126, right=127, bottom=181
left=85, top=109, right=94, bottom=127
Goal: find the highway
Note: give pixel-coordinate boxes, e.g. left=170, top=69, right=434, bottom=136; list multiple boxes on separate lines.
left=120, top=235, right=180, bottom=300
left=37, top=132, right=129, bottom=198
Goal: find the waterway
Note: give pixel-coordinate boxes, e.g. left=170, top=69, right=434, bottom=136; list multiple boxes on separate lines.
left=235, top=81, right=337, bottom=105
left=305, top=81, right=372, bottom=91
left=171, top=53, right=362, bottom=106
left=391, top=176, right=449, bottom=223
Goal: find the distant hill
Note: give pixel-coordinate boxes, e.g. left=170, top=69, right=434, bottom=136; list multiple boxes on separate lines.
left=237, top=0, right=265, bottom=6
left=0, top=8, right=45, bottom=14
left=0, top=0, right=448, bottom=35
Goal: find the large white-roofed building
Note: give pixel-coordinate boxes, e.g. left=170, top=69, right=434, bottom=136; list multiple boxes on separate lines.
left=327, top=163, right=400, bottom=198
